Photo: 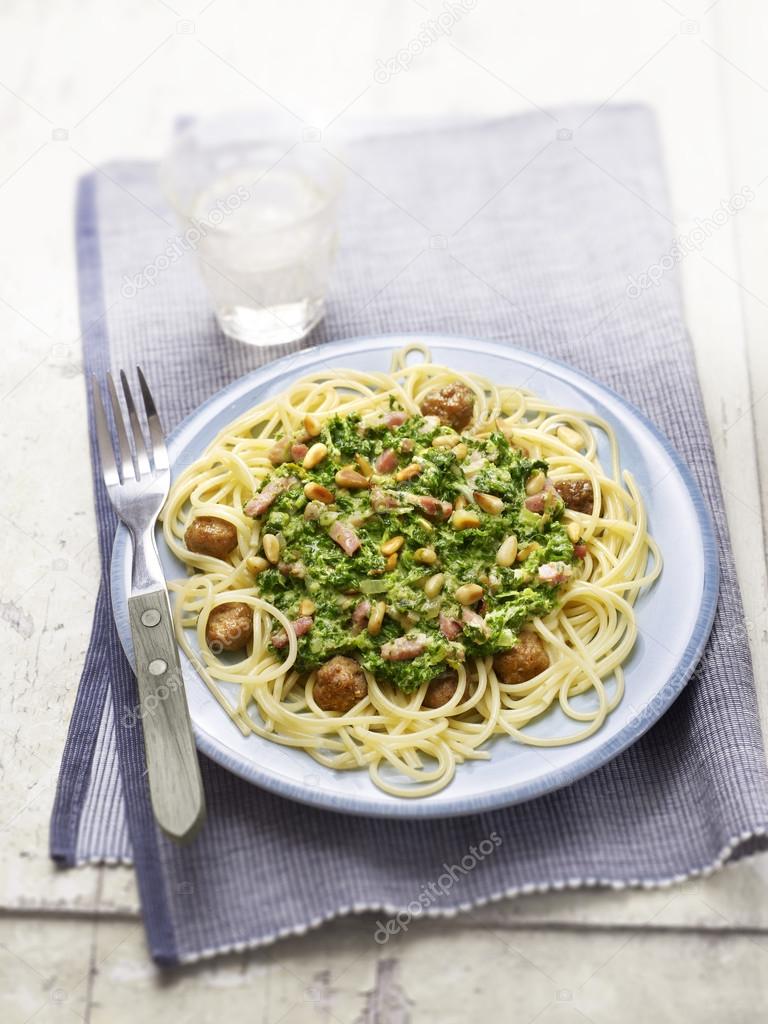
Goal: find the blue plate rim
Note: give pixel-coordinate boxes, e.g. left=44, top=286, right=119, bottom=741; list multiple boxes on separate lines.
left=110, top=332, right=719, bottom=819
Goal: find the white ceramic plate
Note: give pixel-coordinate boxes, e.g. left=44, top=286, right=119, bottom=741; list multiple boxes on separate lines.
left=111, top=334, right=718, bottom=818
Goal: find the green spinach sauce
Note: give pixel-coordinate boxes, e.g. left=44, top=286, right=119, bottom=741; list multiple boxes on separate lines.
left=249, top=411, right=576, bottom=692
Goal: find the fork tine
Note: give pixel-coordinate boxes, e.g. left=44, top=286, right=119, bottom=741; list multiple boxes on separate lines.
left=120, top=370, right=151, bottom=479
left=106, top=373, right=135, bottom=482
left=136, top=366, right=169, bottom=471
left=91, top=376, right=120, bottom=488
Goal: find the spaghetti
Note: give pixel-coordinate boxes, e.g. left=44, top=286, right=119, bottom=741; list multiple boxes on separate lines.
left=162, top=344, right=660, bottom=797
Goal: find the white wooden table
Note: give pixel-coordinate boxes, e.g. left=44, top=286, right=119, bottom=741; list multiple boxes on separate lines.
left=2, top=1, right=768, bottom=1019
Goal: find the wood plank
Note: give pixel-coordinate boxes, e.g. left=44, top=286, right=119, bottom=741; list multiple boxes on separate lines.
left=81, top=914, right=768, bottom=1023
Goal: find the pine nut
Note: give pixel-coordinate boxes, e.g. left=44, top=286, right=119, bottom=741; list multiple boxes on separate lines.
left=262, top=533, right=280, bottom=564
left=525, top=470, right=546, bottom=496
left=385, top=552, right=399, bottom=572
left=451, top=509, right=481, bottom=530
left=246, top=555, right=269, bottom=574
left=455, top=583, right=483, bottom=605
left=367, top=600, right=386, bottom=636
left=496, top=535, right=518, bottom=567
left=335, top=468, right=371, bottom=490
left=395, top=463, right=422, bottom=482
left=304, top=481, right=334, bottom=504
left=453, top=442, right=468, bottom=461
left=516, top=541, right=540, bottom=562
left=355, top=453, right=374, bottom=478
left=424, top=572, right=446, bottom=598
left=566, top=521, right=582, bottom=542
left=474, top=491, right=503, bottom=515
left=299, top=598, right=316, bottom=616
left=557, top=425, right=585, bottom=450
left=303, top=442, right=328, bottom=470
left=432, top=433, right=459, bottom=448
left=416, top=517, right=434, bottom=532
left=380, top=535, right=405, bottom=555
left=303, top=414, right=322, bottom=438
left=454, top=494, right=467, bottom=511
left=414, top=546, right=437, bottom=565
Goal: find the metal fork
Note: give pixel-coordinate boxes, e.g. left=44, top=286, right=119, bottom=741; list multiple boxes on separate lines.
left=93, top=369, right=205, bottom=842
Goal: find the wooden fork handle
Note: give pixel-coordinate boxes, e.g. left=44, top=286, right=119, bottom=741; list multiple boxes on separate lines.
left=127, top=589, right=206, bottom=842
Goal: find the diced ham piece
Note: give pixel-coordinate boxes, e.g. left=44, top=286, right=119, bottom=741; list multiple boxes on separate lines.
left=524, top=491, right=548, bottom=513
left=385, top=411, right=407, bottom=427
left=462, top=609, right=490, bottom=637
left=294, top=615, right=314, bottom=637
left=538, top=561, right=573, bottom=586
left=405, top=494, right=453, bottom=521
left=352, top=599, right=371, bottom=629
left=374, top=448, right=398, bottom=474
left=268, top=438, right=292, bottom=466
left=380, top=634, right=428, bottom=661
left=524, top=482, right=558, bottom=514
left=271, top=615, right=314, bottom=650
left=291, top=442, right=308, bottom=461
left=329, top=520, right=361, bottom=556
left=371, top=487, right=399, bottom=512
left=574, top=543, right=587, bottom=559
left=439, top=613, right=462, bottom=641
left=417, top=493, right=454, bottom=520
left=245, top=476, right=298, bottom=517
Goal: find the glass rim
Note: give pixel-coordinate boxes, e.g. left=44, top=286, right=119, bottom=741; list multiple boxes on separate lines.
left=159, top=116, right=345, bottom=239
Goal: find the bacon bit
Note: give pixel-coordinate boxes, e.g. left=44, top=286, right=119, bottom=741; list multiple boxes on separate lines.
left=294, top=615, right=314, bottom=636
left=538, top=561, right=573, bottom=586
left=524, top=483, right=559, bottom=514
left=374, top=448, right=398, bottom=474
left=385, top=411, right=407, bottom=427
left=524, top=491, right=548, bottom=513
left=461, top=608, right=489, bottom=635
left=352, top=599, right=371, bottom=629
left=380, top=634, right=428, bottom=661
left=291, top=442, right=308, bottom=461
left=329, top=520, right=362, bottom=556
left=268, top=438, right=292, bottom=466
left=245, top=476, right=298, bottom=517
left=371, top=486, right=399, bottom=512
left=271, top=615, right=314, bottom=649
left=439, top=612, right=462, bottom=640
left=406, top=494, right=453, bottom=521
left=574, top=543, right=587, bottom=559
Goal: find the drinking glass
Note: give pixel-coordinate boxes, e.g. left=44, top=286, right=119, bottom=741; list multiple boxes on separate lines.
left=160, top=113, right=344, bottom=346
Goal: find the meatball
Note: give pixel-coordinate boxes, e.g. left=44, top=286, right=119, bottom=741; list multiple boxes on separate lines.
left=205, top=602, right=253, bottom=652
left=314, top=655, right=368, bottom=713
left=419, top=382, right=475, bottom=432
left=493, top=632, right=550, bottom=685
left=423, top=670, right=460, bottom=709
left=185, top=515, right=238, bottom=558
left=554, top=479, right=595, bottom=515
